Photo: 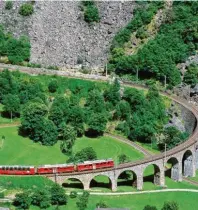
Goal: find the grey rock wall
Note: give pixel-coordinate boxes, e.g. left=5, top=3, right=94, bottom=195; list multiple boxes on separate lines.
left=167, top=102, right=196, bottom=135
left=0, top=1, right=135, bottom=70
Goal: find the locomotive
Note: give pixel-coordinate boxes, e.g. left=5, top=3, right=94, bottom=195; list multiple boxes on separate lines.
left=0, top=159, right=114, bottom=175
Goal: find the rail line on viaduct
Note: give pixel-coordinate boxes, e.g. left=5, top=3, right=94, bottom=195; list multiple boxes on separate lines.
left=1, top=63, right=198, bottom=191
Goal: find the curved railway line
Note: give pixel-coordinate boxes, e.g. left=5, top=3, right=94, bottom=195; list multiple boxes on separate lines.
left=1, top=64, right=198, bottom=183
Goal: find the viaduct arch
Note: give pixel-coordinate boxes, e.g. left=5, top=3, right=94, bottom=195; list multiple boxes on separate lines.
left=47, top=88, right=198, bottom=191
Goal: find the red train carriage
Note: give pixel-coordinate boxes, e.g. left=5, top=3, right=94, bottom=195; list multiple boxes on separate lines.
left=37, top=164, right=75, bottom=174
left=77, top=162, right=93, bottom=172
left=55, top=164, right=75, bottom=173
left=0, top=166, right=35, bottom=175
left=94, top=159, right=114, bottom=169
left=76, top=159, right=114, bottom=172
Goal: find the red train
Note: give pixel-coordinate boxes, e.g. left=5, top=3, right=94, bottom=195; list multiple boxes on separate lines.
left=0, top=159, right=114, bottom=176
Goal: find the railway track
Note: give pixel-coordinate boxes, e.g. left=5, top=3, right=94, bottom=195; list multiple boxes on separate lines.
left=1, top=63, right=198, bottom=176
left=104, top=133, right=153, bottom=157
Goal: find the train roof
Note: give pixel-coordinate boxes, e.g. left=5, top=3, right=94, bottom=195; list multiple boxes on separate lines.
left=0, top=165, right=34, bottom=168
left=78, top=159, right=113, bottom=165
left=37, top=163, right=74, bottom=168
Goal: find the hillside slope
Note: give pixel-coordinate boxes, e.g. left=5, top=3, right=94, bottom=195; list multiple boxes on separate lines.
left=0, top=1, right=135, bottom=70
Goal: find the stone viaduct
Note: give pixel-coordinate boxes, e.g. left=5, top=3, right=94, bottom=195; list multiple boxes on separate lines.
left=1, top=64, right=198, bottom=192
left=47, top=92, right=198, bottom=191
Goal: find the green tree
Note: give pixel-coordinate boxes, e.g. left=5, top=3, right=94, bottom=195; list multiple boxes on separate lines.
left=143, top=205, right=158, bottom=210
left=31, top=189, right=51, bottom=209
left=76, top=191, right=90, bottom=210
left=19, top=3, right=34, bottom=16
left=84, top=4, right=100, bottom=23
left=48, top=79, right=58, bottom=93
left=2, top=94, right=20, bottom=120
left=85, top=89, right=106, bottom=113
left=157, top=126, right=188, bottom=150
left=114, top=100, right=131, bottom=120
left=19, top=79, right=45, bottom=104
left=118, top=154, right=129, bottom=164
left=103, top=78, right=121, bottom=106
left=68, top=147, right=97, bottom=163
left=21, top=101, right=48, bottom=132
left=50, top=184, right=67, bottom=206
left=13, top=192, right=32, bottom=209
left=33, top=118, right=58, bottom=146
left=123, top=88, right=145, bottom=112
left=68, top=105, right=85, bottom=136
left=49, top=106, right=64, bottom=128
left=183, top=64, right=198, bottom=86
left=96, top=201, right=108, bottom=208
left=85, top=89, right=107, bottom=136
left=51, top=96, right=70, bottom=119
left=161, top=201, right=179, bottom=210
left=60, top=125, right=76, bottom=154
left=5, top=1, right=13, bottom=10
left=86, top=112, right=107, bottom=136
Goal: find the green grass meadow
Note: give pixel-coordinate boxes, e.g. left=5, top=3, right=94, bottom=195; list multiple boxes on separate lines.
left=0, top=126, right=143, bottom=166
left=3, top=191, right=198, bottom=210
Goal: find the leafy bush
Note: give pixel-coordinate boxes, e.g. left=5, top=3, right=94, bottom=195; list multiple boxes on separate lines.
left=5, top=1, right=13, bottom=10
left=19, top=3, right=34, bottom=16
left=0, top=26, right=30, bottom=64
left=183, top=64, right=198, bottom=86
left=84, top=5, right=100, bottom=23
left=0, top=192, right=4, bottom=198
left=13, top=192, right=32, bottom=209
left=70, top=191, right=77, bottom=199
left=68, top=147, right=97, bottom=163
left=82, top=1, right=100, bottom=23
left=48, top=79, right=58, bottom=93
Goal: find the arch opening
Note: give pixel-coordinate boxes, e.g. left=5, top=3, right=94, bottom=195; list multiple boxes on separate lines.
left=117, top=170, right=137, bottom=190
left=182, top=150, right=193, bottom=177
left=62, top=178, right=84, bottom=189
left=143, top=164, right=161, bottom=189
left=89, top=175, right=112, bottom=191
left=165, top=157, right=180, bottom=181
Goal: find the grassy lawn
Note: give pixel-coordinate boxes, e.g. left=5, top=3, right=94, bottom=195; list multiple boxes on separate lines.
left=73, top=136, right=144, bottom=164
left=3, top=191, right=198, bottom=210
left=0, top=176, right=53, bottom=190
left=0, top=127, right=143, bottom=166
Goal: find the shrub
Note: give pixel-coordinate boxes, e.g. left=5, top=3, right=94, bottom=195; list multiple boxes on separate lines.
left=84, top=5, right=100, bottom=23
left=47, top=65, right=59, bottom=70
left=0, top=192, right=4, bottom=198
left=48, top=79, right=58, bottom=93
left=19, top=3, right=34, bottom=16
left=5, top=1, right=13, bottom=10
left=70, top=191, right=77, bottom=199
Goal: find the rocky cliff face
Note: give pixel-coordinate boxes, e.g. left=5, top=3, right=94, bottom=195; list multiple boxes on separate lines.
left=0, top=1, right=135, bottom=70
left=167, top=102, right=196, bottom=135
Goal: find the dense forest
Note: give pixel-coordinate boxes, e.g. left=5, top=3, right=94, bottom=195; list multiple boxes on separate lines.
left=108, top=1, right=198, bottom=88
left=0, top=70, right=188, bottom=155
